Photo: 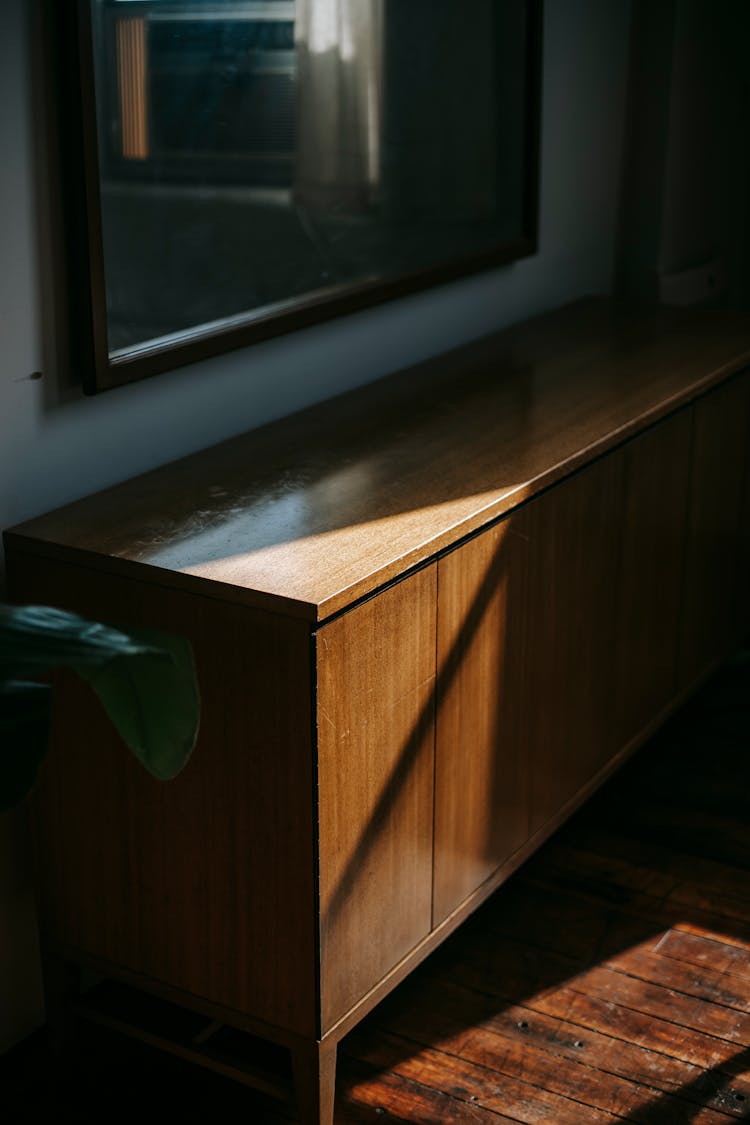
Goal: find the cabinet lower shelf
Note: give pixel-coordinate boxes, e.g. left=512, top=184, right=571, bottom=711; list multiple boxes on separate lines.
left=75, top=981, right=293, bottom=1102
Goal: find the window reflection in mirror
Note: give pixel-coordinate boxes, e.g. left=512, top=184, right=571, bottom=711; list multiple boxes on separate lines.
left=87, top=0, right=538, bottom=369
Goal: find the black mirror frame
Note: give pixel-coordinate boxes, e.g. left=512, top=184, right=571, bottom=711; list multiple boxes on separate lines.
left=49, top=0, right=543, bottom=395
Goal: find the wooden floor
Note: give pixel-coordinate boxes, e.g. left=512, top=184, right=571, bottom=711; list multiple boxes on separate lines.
left=3, top=652, right=749, bottom=1123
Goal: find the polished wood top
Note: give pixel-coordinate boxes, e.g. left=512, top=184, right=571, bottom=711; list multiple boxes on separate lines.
left=7, top=299, right=750, bottom=621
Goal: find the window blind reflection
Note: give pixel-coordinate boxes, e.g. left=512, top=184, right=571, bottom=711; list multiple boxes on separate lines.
left=91, top=0, right=532, bottom=358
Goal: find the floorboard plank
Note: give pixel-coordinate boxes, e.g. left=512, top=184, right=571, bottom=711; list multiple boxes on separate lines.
left=2, top=650, right=748, bottom=1124
left=518, top=847, right=750, bottom=933
left=654, top=931, right=750, bottom=983
left=555, top=827, right=750, bottom=909
left=343, top=1030, right=619, bottom=1125
left=366, top=977, right=750, bottom=1119
left=408, top=937, right=750, bottom=1085
left=478, top=879, right=666, bottom=962
left=568, top=966, right=750, bottom=1047
left=530, top=988, right=750, bottom=1079
left=603, top=948, right=750, bottom=1014
left=338, top=1059, right=517, bottom=1125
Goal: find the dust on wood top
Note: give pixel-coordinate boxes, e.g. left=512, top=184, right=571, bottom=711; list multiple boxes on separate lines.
left=6, top=298, right=750, bottom=621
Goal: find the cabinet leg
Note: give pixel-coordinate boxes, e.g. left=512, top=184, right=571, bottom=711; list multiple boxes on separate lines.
left=292, top=1038, right=337, bottom=1125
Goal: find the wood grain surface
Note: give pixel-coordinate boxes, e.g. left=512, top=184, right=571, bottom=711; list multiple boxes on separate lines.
left=679, top=375, right=750, bottom=688
left=12, top=553, right=319, bottom=1037
left=292, top=1038, right=338, bottom=1125
left=316, top=567, right=437, bottom=1032
left=522, top=453, right=625, bottom=835
left=2, top=653, right=748, bottom=1125
left=433, top=512, right=530, bottom=925
left=6, top=301, right=750, bottom=1125
left=7, top=300, right=750, bottom=621
left=614, top=409, right=693, bottom=745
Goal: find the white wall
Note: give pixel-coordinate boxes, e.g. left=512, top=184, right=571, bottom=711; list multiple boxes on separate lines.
left=658, top=0, right=750, bottom=301
left=0, top=0, right=633, bottom=1050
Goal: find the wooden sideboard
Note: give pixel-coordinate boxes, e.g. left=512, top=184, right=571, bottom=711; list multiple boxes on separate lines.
left=5, top=298, right=750, bottom=1125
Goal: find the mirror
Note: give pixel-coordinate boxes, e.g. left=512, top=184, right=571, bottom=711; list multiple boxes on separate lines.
left=58, top=0, right=541, bottom=392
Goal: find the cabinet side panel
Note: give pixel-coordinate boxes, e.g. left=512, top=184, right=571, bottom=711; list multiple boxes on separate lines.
left=737, top=377, right=750, bottom=636
left=7, top=552, right=317, bottom=1038
left=524, top=454, right=625, bottom=835
left=679, top=375, right=750, bottom=688
left=317, top=566, right=436, bottom=1033
left=615, top=410, right=692, bottom=745
left=433, top=513, right=530, bottom=925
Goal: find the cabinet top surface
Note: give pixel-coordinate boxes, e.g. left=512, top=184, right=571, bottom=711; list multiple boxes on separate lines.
left=7, top=299, right=750, bottom=621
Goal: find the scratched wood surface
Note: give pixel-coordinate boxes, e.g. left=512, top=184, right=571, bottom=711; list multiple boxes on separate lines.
left=317, top=567, right=437, bottom=1032
left=432, top=510, right=530, bottom=926
left=6, top=300, right=750, bottom=621
left=4, top=650, right=748, bottom=1123
left=523, top=451, right=625, bottom=836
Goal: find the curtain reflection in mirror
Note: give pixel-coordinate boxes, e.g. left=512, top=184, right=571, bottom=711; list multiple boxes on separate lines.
left=295, top=0, right=382, bottom=213
left=92, top=0, right=532, bottom=359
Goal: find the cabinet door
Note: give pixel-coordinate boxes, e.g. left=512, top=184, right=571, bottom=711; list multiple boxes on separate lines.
left=316, top=566, right=436, bottom=1032
left=433, top=512, right=529, bottom=925
left=524, top=453, right=625, bottom=836
left=614, top=410, right=692, bottom=746
left=679, top=375, right=750, bottom=688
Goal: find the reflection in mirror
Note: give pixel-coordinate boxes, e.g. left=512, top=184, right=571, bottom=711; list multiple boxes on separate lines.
left=79, top=0, right=540, bottom=385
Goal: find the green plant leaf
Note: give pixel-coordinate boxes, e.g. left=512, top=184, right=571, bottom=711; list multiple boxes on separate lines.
left=0, top=605, right=200, bottom=797
left=0, top=604, right=151, bottom=681
left=0, top=681, right=52, bottom=811
left=75, top=625, right=200, bottom=781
